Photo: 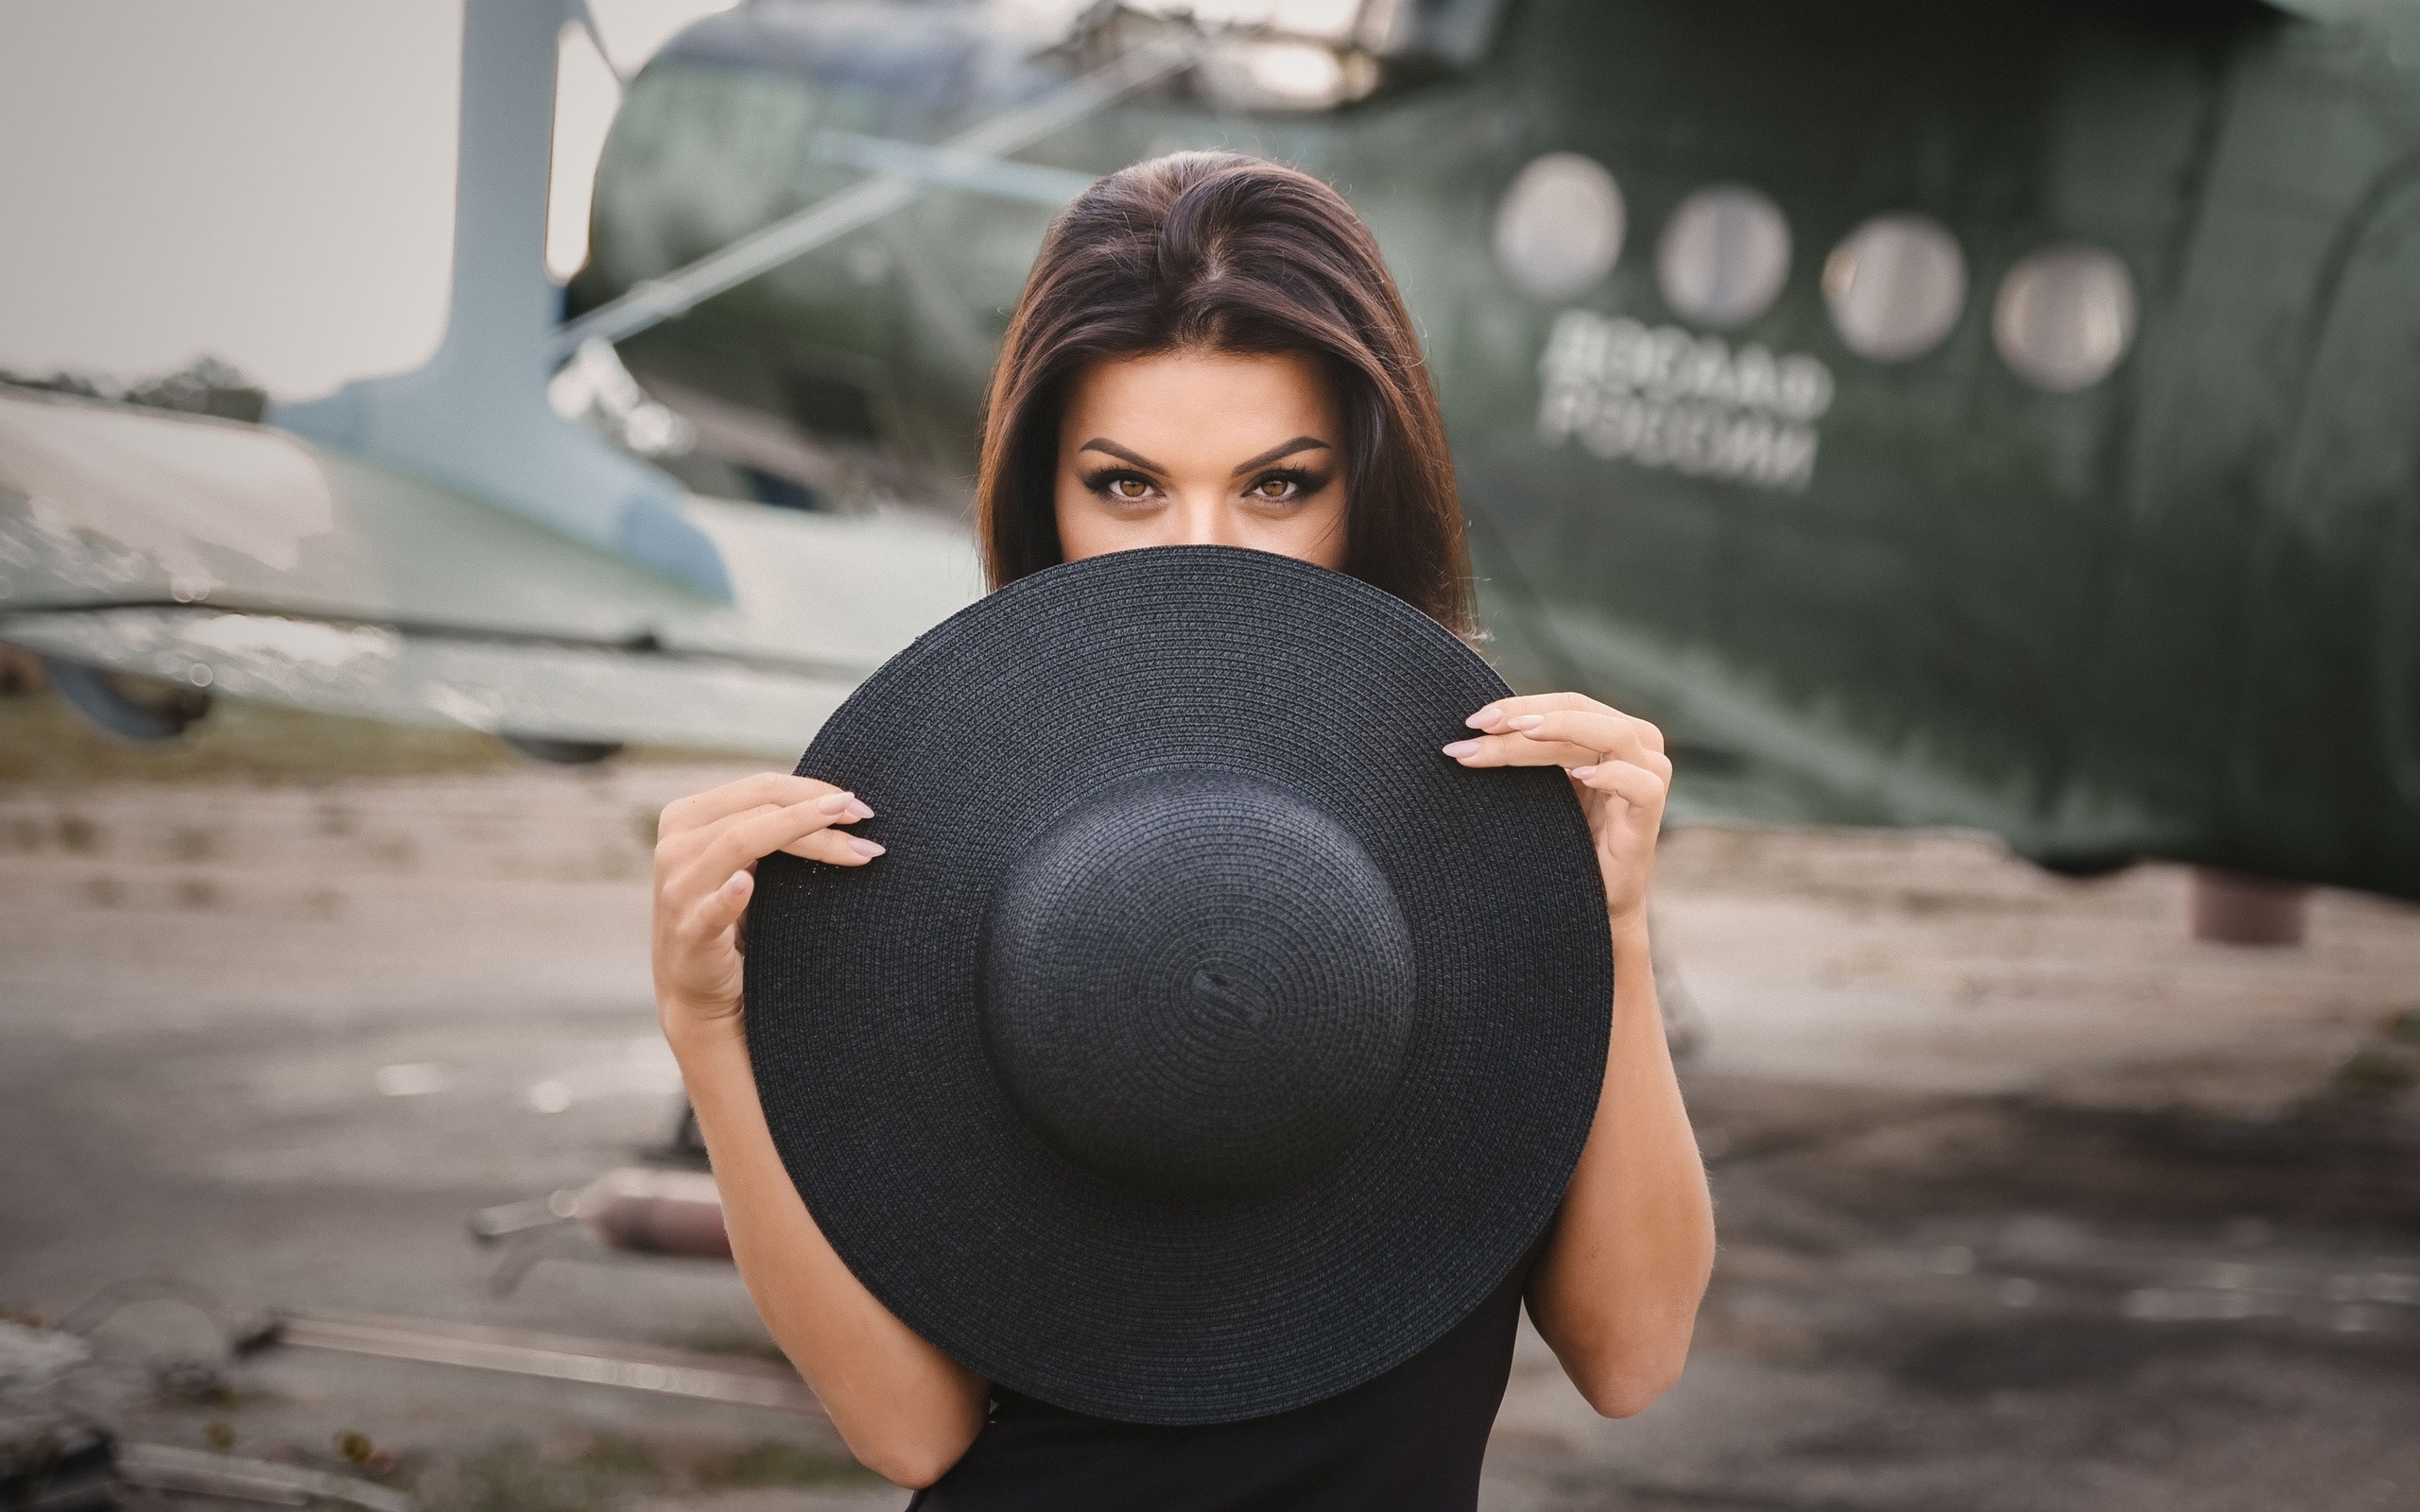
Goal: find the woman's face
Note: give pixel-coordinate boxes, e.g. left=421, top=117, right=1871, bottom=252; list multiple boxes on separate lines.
left=1053, top=348, right=1348, bottom=570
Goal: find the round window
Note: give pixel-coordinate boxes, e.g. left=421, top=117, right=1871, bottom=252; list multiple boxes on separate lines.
left=1822, top=214, right=1966, bottom=361
left=1656, top=185, right=1790, bottom=329
left=1493, top=152, right=1625, bottom=301
left=1993, top=243, right=2137, bottom=391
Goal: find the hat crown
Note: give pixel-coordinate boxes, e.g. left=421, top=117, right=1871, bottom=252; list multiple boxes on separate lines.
left=979, top=767, right=1417, bottom=1201
left=1187, top=966, right=1269, bottom=1029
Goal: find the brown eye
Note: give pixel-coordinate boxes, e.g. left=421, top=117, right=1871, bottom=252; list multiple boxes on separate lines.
left=1114, top=477, right=1150, bottom=500
left=1252, top=476, right=1296, bottom=500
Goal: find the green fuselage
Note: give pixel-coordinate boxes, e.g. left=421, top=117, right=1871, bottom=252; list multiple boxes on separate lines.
left=579, top=0, right=2420, bottom=898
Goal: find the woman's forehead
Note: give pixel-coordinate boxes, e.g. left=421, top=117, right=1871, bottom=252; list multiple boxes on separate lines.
left=1060, top=350, right=1339, bottom=459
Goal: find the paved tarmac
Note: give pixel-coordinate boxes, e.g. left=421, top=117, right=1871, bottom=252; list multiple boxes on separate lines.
left=3, top=753, right=2417, bottom=1511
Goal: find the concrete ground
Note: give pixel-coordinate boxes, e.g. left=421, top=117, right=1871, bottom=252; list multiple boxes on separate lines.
left=3, top=733, right=2417, bottom=1510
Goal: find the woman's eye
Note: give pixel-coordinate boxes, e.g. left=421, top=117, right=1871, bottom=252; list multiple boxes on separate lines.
left=1250, top=476, right=1297, bottom=501
left=1113, top=477, right=1151, bottom=500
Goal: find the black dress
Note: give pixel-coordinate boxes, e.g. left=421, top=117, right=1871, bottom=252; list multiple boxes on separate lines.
left=906, top=1255, right=1533, bottom=1512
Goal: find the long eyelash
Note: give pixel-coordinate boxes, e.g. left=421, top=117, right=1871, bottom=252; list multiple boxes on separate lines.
left=1251, top=467, right=1331, bottom=498
left=1080, top=467, right=1157, bottom=498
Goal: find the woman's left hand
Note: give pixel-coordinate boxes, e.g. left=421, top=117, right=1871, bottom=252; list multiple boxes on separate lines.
left=1443, top=693, right=1670, bottom=933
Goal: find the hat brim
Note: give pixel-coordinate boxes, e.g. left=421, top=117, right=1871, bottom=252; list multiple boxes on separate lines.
left=745, top=546, right=1612, bottom=1424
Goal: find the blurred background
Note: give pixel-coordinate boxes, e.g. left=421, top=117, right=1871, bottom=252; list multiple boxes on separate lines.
left=3, top=2, right=2417, bottom=1509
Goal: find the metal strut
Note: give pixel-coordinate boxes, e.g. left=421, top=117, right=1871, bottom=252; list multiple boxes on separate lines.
left=553, top=41, right=1192, bottom=359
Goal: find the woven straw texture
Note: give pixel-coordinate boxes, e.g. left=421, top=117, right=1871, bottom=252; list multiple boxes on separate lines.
left=745, top=545, right=1612, bottom=1424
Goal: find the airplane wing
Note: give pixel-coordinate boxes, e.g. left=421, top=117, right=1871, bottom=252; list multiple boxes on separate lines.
left=0, top=386, right=980, bottom=758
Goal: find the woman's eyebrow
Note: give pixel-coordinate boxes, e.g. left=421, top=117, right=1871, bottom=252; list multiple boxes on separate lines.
left=1229, top=437, right=1332, bottom=476
left=1079, top=438, right=1166, bottom=472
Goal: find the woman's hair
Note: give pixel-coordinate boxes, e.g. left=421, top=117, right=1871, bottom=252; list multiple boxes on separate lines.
left=976, top=152, right=1474, bottom=634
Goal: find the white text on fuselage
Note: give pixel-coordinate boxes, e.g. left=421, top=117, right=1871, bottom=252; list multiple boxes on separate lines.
left=1537, top=311, right=1834, bottom=492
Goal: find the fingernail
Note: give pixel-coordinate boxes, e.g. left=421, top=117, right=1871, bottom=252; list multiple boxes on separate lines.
left=846, top=836, right=886, bottom=858
left=722, top=870, right=749, bottom=893
left=1508, top=713, right=1545, bottom=731
left=847, top=799, right=874, bottom=819
left=816, top=792, right=854, bottom=814
left=1465, top=708, right=1502, bottom=730
left=1570, top=765, right=1598, bottom=781
left=1442, top=739, right=1481, bottom=758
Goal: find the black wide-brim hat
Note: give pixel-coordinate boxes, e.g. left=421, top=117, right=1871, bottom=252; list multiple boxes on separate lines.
left=746, top=545, right=1612, bottom=1425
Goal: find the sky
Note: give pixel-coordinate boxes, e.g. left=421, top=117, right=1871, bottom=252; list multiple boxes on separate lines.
left=0, top=1, right=732, bottom=401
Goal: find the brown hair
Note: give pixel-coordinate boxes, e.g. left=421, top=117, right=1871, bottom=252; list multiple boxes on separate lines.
left=975, top=152, right=1473, bottom=634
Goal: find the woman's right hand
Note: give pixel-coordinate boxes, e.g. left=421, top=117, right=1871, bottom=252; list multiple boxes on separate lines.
left=650, top=773, right=882, bottom=1037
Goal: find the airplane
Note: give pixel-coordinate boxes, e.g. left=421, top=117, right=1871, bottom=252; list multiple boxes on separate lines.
left=0, top=0, right=980, bottom=765
left=6, top=0, right=2417, bottom=919
left=538, top=0, right=2420, bottom=913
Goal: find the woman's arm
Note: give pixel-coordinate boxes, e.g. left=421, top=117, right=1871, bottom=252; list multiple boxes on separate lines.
left=1446, top=696, right=1717, bottom=1418
left=1526, top=913, right=1713, bottom=1416
left=653, top=774, right=988, bottom=1487
left=668, top=1019, right=987, bottom=1483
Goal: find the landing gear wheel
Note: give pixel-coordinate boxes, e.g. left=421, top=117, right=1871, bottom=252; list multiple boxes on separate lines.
left=43, top=659, right=212, bottom=741
left=501, top=733, right=625, bottom=765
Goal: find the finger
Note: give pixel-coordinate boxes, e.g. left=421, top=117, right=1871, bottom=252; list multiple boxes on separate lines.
left=675, top=796, right=873, bottom=896
left=782, top=828, right=886, bottom=867
left=1566, top=745, right=1674, bottom=782
left=1443, top=725, right=1625, bottom=768
left=1570, top=759, right=1668, bottom=810
left=1462, top=691, right=1609, bottom=732
left=678, top=867, right=754, bottom=946
left=1501, top=708, right=1666, bottom=762
left=769, top=798, right=877, bottom=857
left=1443, top=730, right=1598, bottom=767
left=660, top=789, right=872, bottom=869
left=1463, top=697, right=1668, bottom=765
left=659, top=773, right=849, bottom=840
left=683, top=809, right=884, bottom=890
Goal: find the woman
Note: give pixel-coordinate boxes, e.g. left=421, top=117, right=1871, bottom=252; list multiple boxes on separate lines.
left=651, top=153, right=1716, bottom=1504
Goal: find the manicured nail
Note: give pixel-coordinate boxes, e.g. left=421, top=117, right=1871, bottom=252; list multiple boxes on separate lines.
left=846, top=836, right=886, bottom=858
left=1508, top=713, right=1545, bottom=731
left=816, top=792, right=855, bottom=814
left=1442, top=739, right=1481, bottom=758
left=722, top=870, right=749, bottom=894
left=1570, top=765, right=1599, bottom=781
left=846, top=798, right=874, bottom=820
left=1465, top=707, right=1503, bottom=730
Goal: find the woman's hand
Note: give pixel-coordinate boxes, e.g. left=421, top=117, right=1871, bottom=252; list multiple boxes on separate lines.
left=651, top=773, right=882, bottom=1035
left=1443, top=693, right=1669, bottom=933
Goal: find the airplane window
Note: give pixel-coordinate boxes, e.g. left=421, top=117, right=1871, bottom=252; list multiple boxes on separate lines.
left=1657, top=186, right=1791, bottom=330
left=1494, top=153, right=1624, bottom=301
left=1993, top=243, right=2137, bottom=391
left=1821, top=215, right=1965, bottom=362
